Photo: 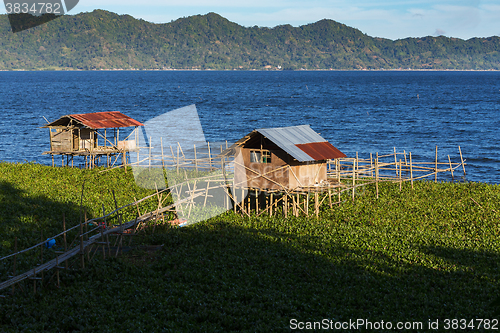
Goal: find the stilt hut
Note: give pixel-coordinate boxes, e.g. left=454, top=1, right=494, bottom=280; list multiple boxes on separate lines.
left=226, top=125, right=346, bottom=191
left=42, top=111, right=143, bottom=168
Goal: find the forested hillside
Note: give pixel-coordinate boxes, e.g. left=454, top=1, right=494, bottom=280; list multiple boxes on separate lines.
left=0, top=10, right=499, bottom=70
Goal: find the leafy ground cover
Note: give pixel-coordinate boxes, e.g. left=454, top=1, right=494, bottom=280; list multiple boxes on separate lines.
left=0, top=162, right=499, bottom=332
left=0, top=162, right=157, bottom=273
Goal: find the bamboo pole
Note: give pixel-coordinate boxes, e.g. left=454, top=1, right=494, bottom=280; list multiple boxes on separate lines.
left=399, top=159, right=402, bottom=191
left=241, top=188, right=245, bottom=215
left=435, top=145, right=438, bottom=182
left=315, top=192, right=319, bottom=218
left=394, top=147, right=397, bottom=176
left=375, top=153, right=379, bottom=199
left=255, top=189, right=259, bottom=215
left=306, top=193, right=309, bottom=217
left=270, top=193, right=274, bottom=216
left=194, top=144, right=198, bottom=172
left=207, top=142, right=212, bottom=170
left=352, top=159, right=356, bottom=201
left=448, top=155, right=454, bottom=181
left=409, top=152, right=414, bottom=189
left=459, top=146, right=466, bottom=176
left=161, top=137, right=165, bottom=170
left=284, top=194, right=288, bottom=218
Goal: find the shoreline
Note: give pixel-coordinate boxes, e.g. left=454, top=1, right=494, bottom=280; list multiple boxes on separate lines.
left=1, top=68, right=500, bottom=72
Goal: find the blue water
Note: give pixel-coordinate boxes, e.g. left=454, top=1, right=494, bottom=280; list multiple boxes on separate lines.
left=0, top=70, right=498, bottom=183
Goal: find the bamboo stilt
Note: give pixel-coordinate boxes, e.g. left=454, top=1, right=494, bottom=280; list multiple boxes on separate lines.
left=435, top=145, right=438, bottom=182
left=448, top=155, right=454, bottom=181
left=394, top=147, right=397, bottom=176
left=399, top=159, right=402, bottom=191
left=409, top=152, right=414, bottom=189
left=255, top=189, right=259, bottom=215
left=459, top=146, right=466, bottom=176
left=352, top=159, right=356, bottom=201
left=375, top=153, right=379, bottom=199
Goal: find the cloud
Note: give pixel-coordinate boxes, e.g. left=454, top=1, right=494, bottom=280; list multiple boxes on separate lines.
left=434, top=28, right=446, bottom=36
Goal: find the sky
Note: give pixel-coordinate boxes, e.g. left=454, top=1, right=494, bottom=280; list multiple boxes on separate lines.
left=2, top=0, right=500, bottom=40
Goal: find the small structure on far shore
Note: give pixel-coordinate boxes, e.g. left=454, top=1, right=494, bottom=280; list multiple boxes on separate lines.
left=42, top=111, right=143, bottom=168
left=224, top=125, right=347, bottom=191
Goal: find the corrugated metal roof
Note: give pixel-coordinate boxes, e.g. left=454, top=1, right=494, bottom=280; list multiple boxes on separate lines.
left=295, top=142, right=347, bottom=160
left=69, top=111, right=143, bottom=129
left=256, top=125, right=345, bottom=162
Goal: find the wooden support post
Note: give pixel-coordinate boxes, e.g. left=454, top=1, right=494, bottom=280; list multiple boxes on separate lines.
left=375, top=152, right=379, bottom=199
left=149, top=137, right=152, bottom=170
left=370, top=153, right=374, bottom=177
left=255, top=189, right=259, bottom=215
left=270, top=193, right=274, bottom=216
left=306, top=193, right=309, bottom=217
left=176, top=145, right=180, bottom=173
left=207, top=142, right=212, bottom=170
left=435, top=145, right=438, bottom=183
left=409, top=152, right=414, bottom=189
left=448, top=155, right=454, bottom=181
left=399, top=159, right=402, bottom=191
left=394, top=147, right=397, bottom=176
left=283, top=193, right=288, bottom=218
left=194, top=144, right=198, bottom=172
left=241, top=188, right=245, bottom=215
left=328, top=188, right=332, bottom=209
left=161, top=137, right=165, bottom=170
left=459, top=146, right=466, bottom=176
left=247, top=189, right=251, bottom=214
left=292, top=193, right=296, bottom=217
left=352, top=159, right=356, bottom=201
left=315, top=192, right=319, bottom=218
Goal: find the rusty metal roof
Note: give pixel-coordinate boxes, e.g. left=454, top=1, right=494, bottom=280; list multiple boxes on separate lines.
left=254, top=125, right=346, bottom=162
left=295, top=142, right=347, bottom=160
left=69, top=111, right=143, bottom=129
left=43, top=111, right=144, bottom=129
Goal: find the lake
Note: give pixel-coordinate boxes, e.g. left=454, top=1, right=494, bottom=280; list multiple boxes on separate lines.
left=0, top=70, right=498, bottom=183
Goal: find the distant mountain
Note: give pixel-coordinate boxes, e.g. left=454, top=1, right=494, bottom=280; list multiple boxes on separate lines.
left=0, top=10, right=499, bottom=70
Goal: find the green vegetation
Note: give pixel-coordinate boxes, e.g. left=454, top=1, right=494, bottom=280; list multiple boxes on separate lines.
left=1, top=10, right=499, bottom=70
left=0, top=162, right=499, bottom=331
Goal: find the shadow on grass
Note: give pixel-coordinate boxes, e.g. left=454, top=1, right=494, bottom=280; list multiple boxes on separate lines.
left=1, top=217, right=498, bottom=332
left=0, top=180, right=85, bottom=276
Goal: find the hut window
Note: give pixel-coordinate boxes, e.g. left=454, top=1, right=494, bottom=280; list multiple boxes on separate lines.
left=250, top=150, right=271, bottom=163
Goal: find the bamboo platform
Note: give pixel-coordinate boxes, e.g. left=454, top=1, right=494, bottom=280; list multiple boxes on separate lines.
left=1, top=142, right=467, bottom=296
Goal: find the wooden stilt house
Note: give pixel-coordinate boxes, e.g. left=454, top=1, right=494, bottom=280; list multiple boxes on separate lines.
left=227, top=125, right=347, bottom=191
left=42, top=111, right=144, bottom=168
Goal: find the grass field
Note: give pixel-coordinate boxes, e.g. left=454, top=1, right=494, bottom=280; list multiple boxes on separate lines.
left=0, top=162, right=499, bottom=332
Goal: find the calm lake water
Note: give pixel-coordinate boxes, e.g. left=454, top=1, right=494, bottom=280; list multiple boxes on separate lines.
left=0, top=70, right=498, bottom=183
